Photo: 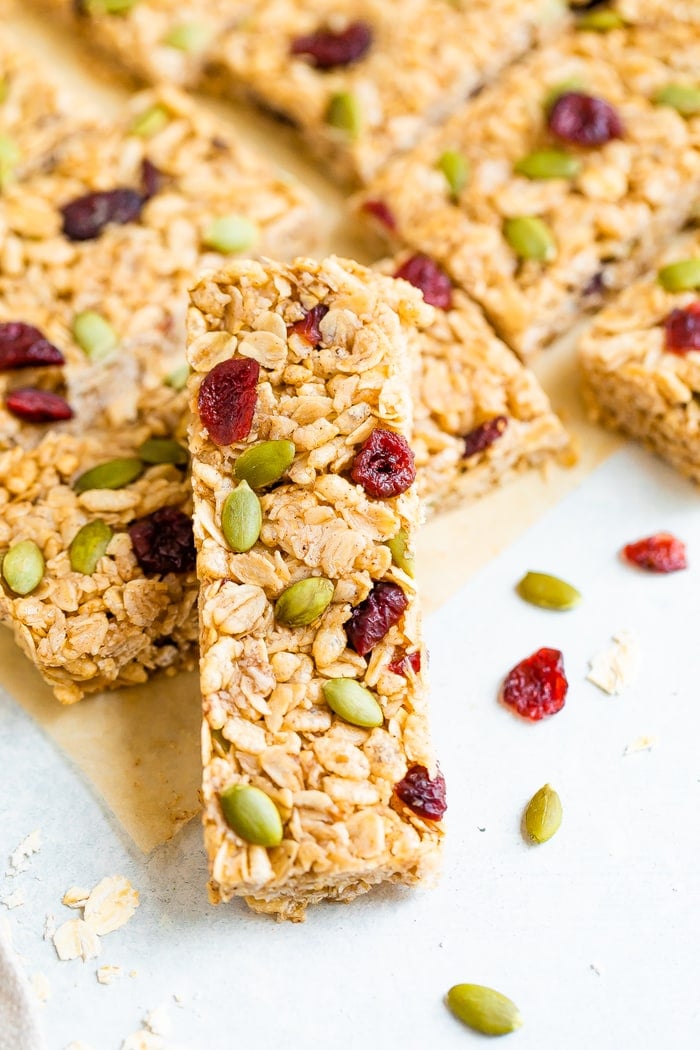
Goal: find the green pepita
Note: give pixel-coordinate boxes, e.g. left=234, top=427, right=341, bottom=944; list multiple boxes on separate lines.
left=326, top=91, right=362, bottom=139
left=577, top=9, right=625, bottom=30
left=386, top=529, right=415, bottom=578
left=69, top=520, right=113, bottom=575
left=503, top=216, right=557, bottom=262
left=437, top=149, right=469, bottom=198
left=0, top=135, right=20, bottom=186
left=653, top=83, right=700, bottom=118
left=202, top=215, right=258, bottom=254
left=514, top=149, right=581, bottom=180
left=516, top=570, right=581, bottom=611
left=129, top=103, right=170, bottom=138
left=322, top=678, right=384, bottom=728
left=221, top=481, right=262, bottom=553
left=524, top=783, right=563, bottom=844
left=275, top=576, right=334, bottom=627
left=86, top=0, right=139, bottom=12
left=72, top=311, right=118, bottom=362
left=2, top=540, right=45, bottom=596
left=219, top=784, right=283, bottom=847
left=446, top=984, right=523, bottom=1036
left=234, top=440, right=295, bottom=490
left=658, top=258, right=700, bottom=292
left=162, top=21, right=212, bottom=52
left=138, top=438, right=189, bottom=466
left=165, top=363, right=190, bottom=391
left=74, top=457, right=145, bottom=493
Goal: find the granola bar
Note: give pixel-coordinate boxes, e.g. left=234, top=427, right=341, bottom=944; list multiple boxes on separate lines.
left=384, top=253, right=570, bottom=510
left=209, top=0, right=569, bottom=184
left=187, top=256, right=444, bottom=920
left=358, top=23, right=700, bottom=357
left=0, top=83, right=318, bottom=702
left=579, top=232, right=700, bottom=485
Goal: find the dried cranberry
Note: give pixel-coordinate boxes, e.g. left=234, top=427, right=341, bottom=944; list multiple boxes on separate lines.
left=387, top=650, right=421, bottom=676
left=128, top=506, right=195, bottom=575
left=664, top=302, right=700, bottom=354
left=0, top=323, right=64, bottom=371
left=463, top=415, right=508, bottom=458
left=393, top=254, right=453, bottom=310
left=394, top=765, right=447, bottom=821
left=290, top=21, right=372, bottom=69
left=345, top=581, right=409, bottom=656
left=622, top=532, right=687, bottom=573
left=140, top=158, right=164, bottom=200
left=197, top=357, right=260, bottom=446
left=288, top=304, right=329, bottom=347
left=5, top=387, right=73, bottom=423
left=350, top=428, right=416, bottom=499
left=361, top=199, right=397, bottom=231
left=547, top=91, right=624, bottom=147
left=61, top=188, right=144, bottom=241
left=582, top=270, right=607, bottom=298
left=501, top=647, right=568, bottom=721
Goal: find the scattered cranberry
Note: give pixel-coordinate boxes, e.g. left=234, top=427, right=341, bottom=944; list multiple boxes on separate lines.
left=290, top=21, right=372, bottom=69
left=361, top=199, right=397, bottom=231
left=463, top=415, right=508, bottom=458
left=664, top=302, right=700, bottom=354
left=547, top=91, right=624, bottom=147
left=197, top=357, right=260, bottom=446
left=393, top=253, right=453, bottom=310
left=61, top=188, right=144, bottom=241
left=394, top=765, right=447, bottom=821
left=0, top=323, right=64, bottom=371
left=345, top=581, right=409, bottom=656
left=501, top=647, right=568, bottom=721
left=288, top=304, right=329, bottom=347
left=387, top=650, right=421, bottom=676
left=582, top=270, right=607, bottom=298
left=5, top=387, right=73, bottom=423
left=128, top=506, right=196, bottom=575
left=140, top=158, right=164, bottom=200
left=350, top=428, right=416, bottom=499
left=622, top=532, right=687, bottom=573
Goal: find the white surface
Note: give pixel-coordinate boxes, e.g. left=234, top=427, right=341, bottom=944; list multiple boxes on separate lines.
left=1, top=445, right=699, bottom=1050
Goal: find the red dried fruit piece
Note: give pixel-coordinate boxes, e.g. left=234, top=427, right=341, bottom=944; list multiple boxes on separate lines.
left=288, top=304, right=329, bottom=347
left=140, top=158, right=164, bottom=200
left=345, top=581, right=409, bottom=656
left=548, top=91, right=624, bottom=147
left=664, top=302, right=700, bottom=354
left=501, top=647, right=568, bottom=721
left=387, top=649, right=421, bottom=676
left=128, top=506, right=196, bottom=575
left=61, top=188, right=144, bottom=241
left=393, top=253, right=453, bottom=310
left=394, top=765, right=447, bottom=821
left=290, top=21, right=372, bottom=69
left=622, top=532, right=687, bottom=573
left=350, top=428, right=416, bottom=499
left=0, top=323, right=64, bottom=371
left=463, top=415, right=508, bottom=458
left=361, top=199, right=397, bottom=231
left=5, top=387, right=73, bottom=423
left=197, top=357, right=260, bottom=446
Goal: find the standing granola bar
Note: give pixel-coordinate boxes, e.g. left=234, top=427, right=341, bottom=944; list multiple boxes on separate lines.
left=358, top=23, right=700, bottom=357
left=187, top=256, right=444, bottom=920
left=579, top=232, right=700, bottom=485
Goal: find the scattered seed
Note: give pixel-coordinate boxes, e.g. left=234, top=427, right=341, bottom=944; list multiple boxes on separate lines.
left=516, top=571, right=581, bottom=611
left=514, top=149, right=581, bottom=180
left=275, top=576, right=334, bottom=627
left=322, top=678, right=384, bottom=728
left=164, top=363, right=190, bottom=390
left=129, top=104, right=170, bottom=138
left=524, top=784, right=562, bottom=843
left=653, top=83, right=700, bottom=118
left=0, top=134, right=20, bottom=186
left=436, top=149, right=469, bottom=197
left=72, top=311, right=118, bottom=362
left=162, top=21, right=212, bottom=52
left=2, top=540, right=45, bottom=595
left=446, top=984, right=523, bottom=1036
left=234, top=439, right=295, bottom=489
left=73, top=457, right=144, bottom=493
left=219, top=784, right=283, bottom=847
left=221, top=481, right=262, bottom=554
left=658, top=259, right=700, bottom=292
left=386, top=529, right=415, bottom=578
left=137, top=438, right=188, bottom=466
left=504, top=216, right=557, bottom=262
left=325, top=91, right=362, bottom=138
left=577, top=9, right=625, bottom=30
left=69, top=520, right=113, bottom=574
left=202, top=215, right=258, bottom=254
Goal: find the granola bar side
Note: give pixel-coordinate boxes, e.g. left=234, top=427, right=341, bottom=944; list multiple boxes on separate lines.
left=187, top=256, right=444, bottom=920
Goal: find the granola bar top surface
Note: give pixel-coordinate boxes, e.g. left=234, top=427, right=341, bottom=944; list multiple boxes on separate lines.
left=358, top=22, right=700, bottom=358
left=210, top=0, right=569, bottom=185
left=383, top=253, right=570, bottom=509
left=617, top=0, right=700, bottom=23
left=579, top=231, right=700, bottom=484
left=187, top=256, right=443, bottom=920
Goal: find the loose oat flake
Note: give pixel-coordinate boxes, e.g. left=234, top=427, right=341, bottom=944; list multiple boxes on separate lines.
left=8, top=829, right=41, bottom=874
left=83, top=876, right=139, bottom=935
left=587, top=630, right=638, bottom=695
left=53, top=919, right=101, bottom=962
left=624, top=735, right=657, bottom=756
left=97, top=964, right=123, bottom=985
left=62, top=886, right=91, bottom=909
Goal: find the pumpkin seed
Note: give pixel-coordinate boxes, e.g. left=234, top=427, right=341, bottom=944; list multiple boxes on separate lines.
left=514, top=149, right=581, bottom=180
left=275, top=576, right=334, bottom=627
left=219, top=784, right=283, bottom=847
left=446, top=984, right=523, bottom=1036
left=69, top=520, right=113, bottom=575
left=202, top=215, right=258, bottom=254
left=653, top=83, right=700, bottom=118
left=138, top=438, right=188, bottom=466
left=326, top=92, right=362, bottom=139
left=130, top=104, right=170, bottom=138
left=658, top=258, right=700, bottom=292
left=524, top=783, right=562, bottom=844
left=72, top=311, right=118, bottom=362
left=516, top=571, right=581, bottom=611
left=86, top=0, right=138, bottom=12
left=0, top=135, right=20, bottom=186
left=386, top=530, right=415, bottom=578
left=322, top=678, right=384, bottom=728
left=165, top=363, right=190, bottom=390
left=234, top=440, right=295, bottom=489
left=437, top=149, right=469, bottom=197
left=2, top=540, right=44, bottom=596
left=162, top=21, right=212, bottom=52
left=503, top=216, right=557, bottom=262
left=221, top=481, right=262, bottom=553
left=74, top=457, right=144, bottom=493
left=577, top=9, right=625, bottom=30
